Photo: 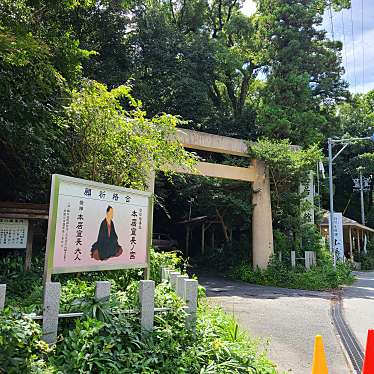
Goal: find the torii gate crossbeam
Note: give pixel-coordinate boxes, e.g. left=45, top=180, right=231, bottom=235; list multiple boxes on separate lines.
left=175, top=129, right=273, bottom=269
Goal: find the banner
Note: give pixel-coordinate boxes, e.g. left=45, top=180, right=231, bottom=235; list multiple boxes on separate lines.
left=300, top=172, right=315, bottom=225
left=45, top=175, right=152, bottom=275
left=329, top=212, right=344, bottom=261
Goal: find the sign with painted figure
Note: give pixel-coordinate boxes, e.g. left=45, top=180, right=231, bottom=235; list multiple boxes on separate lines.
left=329, top=212, right=344, bottom=261
left=45, top=175, right=152, bottom=275
left=0, top=219, right=28, bottom=248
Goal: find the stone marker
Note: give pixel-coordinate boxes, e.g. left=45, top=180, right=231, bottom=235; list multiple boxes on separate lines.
left=161, top=266, right=169, bottom=281
left=95, top=281, right=111, bottom=302
left=169, top=271, right=180, bottom=290
left=139, top=280, right=155, bottom=334
left=184, top=279, right=198, bottom=330
left=291, top=251, right=296, bottom=268
left=0, top=284, right=6, bottom=311
left=176, top=275, right=189, bottom=299
left=305, top=251, right=316, bottom=270
left=42, top=282, right=61, bottom=344
left=163, top=268, right=172, bottom=281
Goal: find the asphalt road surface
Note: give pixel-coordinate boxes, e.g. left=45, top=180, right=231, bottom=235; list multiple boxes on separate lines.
left=343, top=271, right=374, bottom=351
left=199, top=276, right=351, bottom=374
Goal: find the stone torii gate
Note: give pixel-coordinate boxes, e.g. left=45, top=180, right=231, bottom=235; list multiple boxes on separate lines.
left=175, top=129, right=274, bottom=269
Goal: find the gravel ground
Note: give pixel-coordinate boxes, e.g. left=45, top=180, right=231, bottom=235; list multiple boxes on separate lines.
left=199, top=276, right=351, bottom=374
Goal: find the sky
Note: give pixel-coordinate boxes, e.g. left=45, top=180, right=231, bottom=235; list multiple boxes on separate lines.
left=241, top=0, right=374, bottom=94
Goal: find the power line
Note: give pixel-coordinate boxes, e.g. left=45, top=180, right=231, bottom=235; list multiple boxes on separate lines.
left=341, top=10, right=348, bottom=71
left=361, top=0, right=365, bottom=92
left=328, top=1, right=335, bottom=40
left=350, top=4, right=358, bottom=91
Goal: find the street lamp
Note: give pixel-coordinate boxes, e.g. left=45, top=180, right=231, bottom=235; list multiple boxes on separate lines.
left=328, top=134, right=374, bottom=267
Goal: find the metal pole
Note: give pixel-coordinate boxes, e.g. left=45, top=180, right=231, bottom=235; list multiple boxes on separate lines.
left=359, top=170, right=365, bottom=225
left=328, top=138, right=336, bottom=267
left=316, top=162, right=321, bottom=210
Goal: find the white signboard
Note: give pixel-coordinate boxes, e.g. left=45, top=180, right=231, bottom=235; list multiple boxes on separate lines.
left=329, top=212, right=344, bottom=261
left=0, top=219, right=28, bottom=248
left=45, top=175, right=152, bottom=275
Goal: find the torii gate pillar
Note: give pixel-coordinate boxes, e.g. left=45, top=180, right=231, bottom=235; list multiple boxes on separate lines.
left=251, top=160, right=273, bottom=269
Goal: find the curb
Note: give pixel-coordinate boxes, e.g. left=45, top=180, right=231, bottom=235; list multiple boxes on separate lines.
left=330, top=293, right=363, bottom=373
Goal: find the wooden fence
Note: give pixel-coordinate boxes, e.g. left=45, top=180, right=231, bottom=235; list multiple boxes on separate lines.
left=0, top=267, right=198, bottom=344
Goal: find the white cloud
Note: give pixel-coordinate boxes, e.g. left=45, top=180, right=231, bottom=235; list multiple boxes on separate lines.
left=241, top=0, right=256, bottom=16
left=349, top=81, right=374, bottom=95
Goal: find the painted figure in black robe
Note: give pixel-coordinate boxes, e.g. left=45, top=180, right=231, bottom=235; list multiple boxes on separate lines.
left=91, top=206, right=123, bottom=261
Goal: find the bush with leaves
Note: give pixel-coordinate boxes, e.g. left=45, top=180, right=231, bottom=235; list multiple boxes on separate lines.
left=354, top=241, right=374, bottom=270
left=249, top=139, right=322, bottom=240
left=63, top=80, right=196, bottom=190
left=0, top=248, right=185, bottom=315
left=0, top=310, right=53, bottom=374
left=1, top=249, right=277, bottom=373
left=230, top=254, right=354, bottom=291
left=53, top=301, right=276, bottom=374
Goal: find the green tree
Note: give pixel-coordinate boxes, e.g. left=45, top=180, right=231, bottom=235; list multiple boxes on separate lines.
left=63, top=80, right=196, bottom=189
left=0, top=0, right=93, bottom=201
left=254, top=0, right=349, bottom=146
left=249, top=138, right=322, bottom=240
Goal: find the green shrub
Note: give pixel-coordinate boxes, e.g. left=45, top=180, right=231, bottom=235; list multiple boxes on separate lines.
left=53, top=302, right=276, bottom=374
left=1, top=249, right=277, bottom=373
left=0, top=310, right=53, bottom=374
left=230, top=256, right=354, bottom=291
left=354, top=241, right=374, bottom=270
left=0, top=248, right=185, bottom=314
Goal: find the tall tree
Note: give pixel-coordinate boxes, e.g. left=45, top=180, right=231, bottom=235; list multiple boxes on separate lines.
left=0, top=0, right=93, bottom=201
left=254, top=0, right=349, bottom=146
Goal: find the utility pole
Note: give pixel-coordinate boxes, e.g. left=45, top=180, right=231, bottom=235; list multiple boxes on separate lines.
left=359, top=169, right=366, bottom=225
left=327, top=134, right=374, bottom=267
left=328, top=139, right=335, bottom=267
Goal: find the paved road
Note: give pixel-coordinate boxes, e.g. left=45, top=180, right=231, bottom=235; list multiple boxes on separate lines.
left=199, top=276, right=351, bottom=374
left=343, top=271, right=374, bottom=351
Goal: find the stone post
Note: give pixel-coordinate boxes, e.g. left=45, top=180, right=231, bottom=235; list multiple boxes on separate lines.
left=176, top=275, right=189, bottom=299
left=184, top=279, right=198, bottom=330
left=42, top=282, right=61, bottom=344
left=139, top=280, right=155, bottom=334
left=291, top=251, right=296, bottom=268
left=95, top=281, right=111, bottom=302
left=0, top=284, right=6, bottom=311
left=161, top=266, right=169, bottom=281
left=169, top=271, right=180, bottom=290
left=163, top=268, right=172, bottom=281
left=251, top=160, right=273, bottom=269
left=305, top=251, right=311, bottom=270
